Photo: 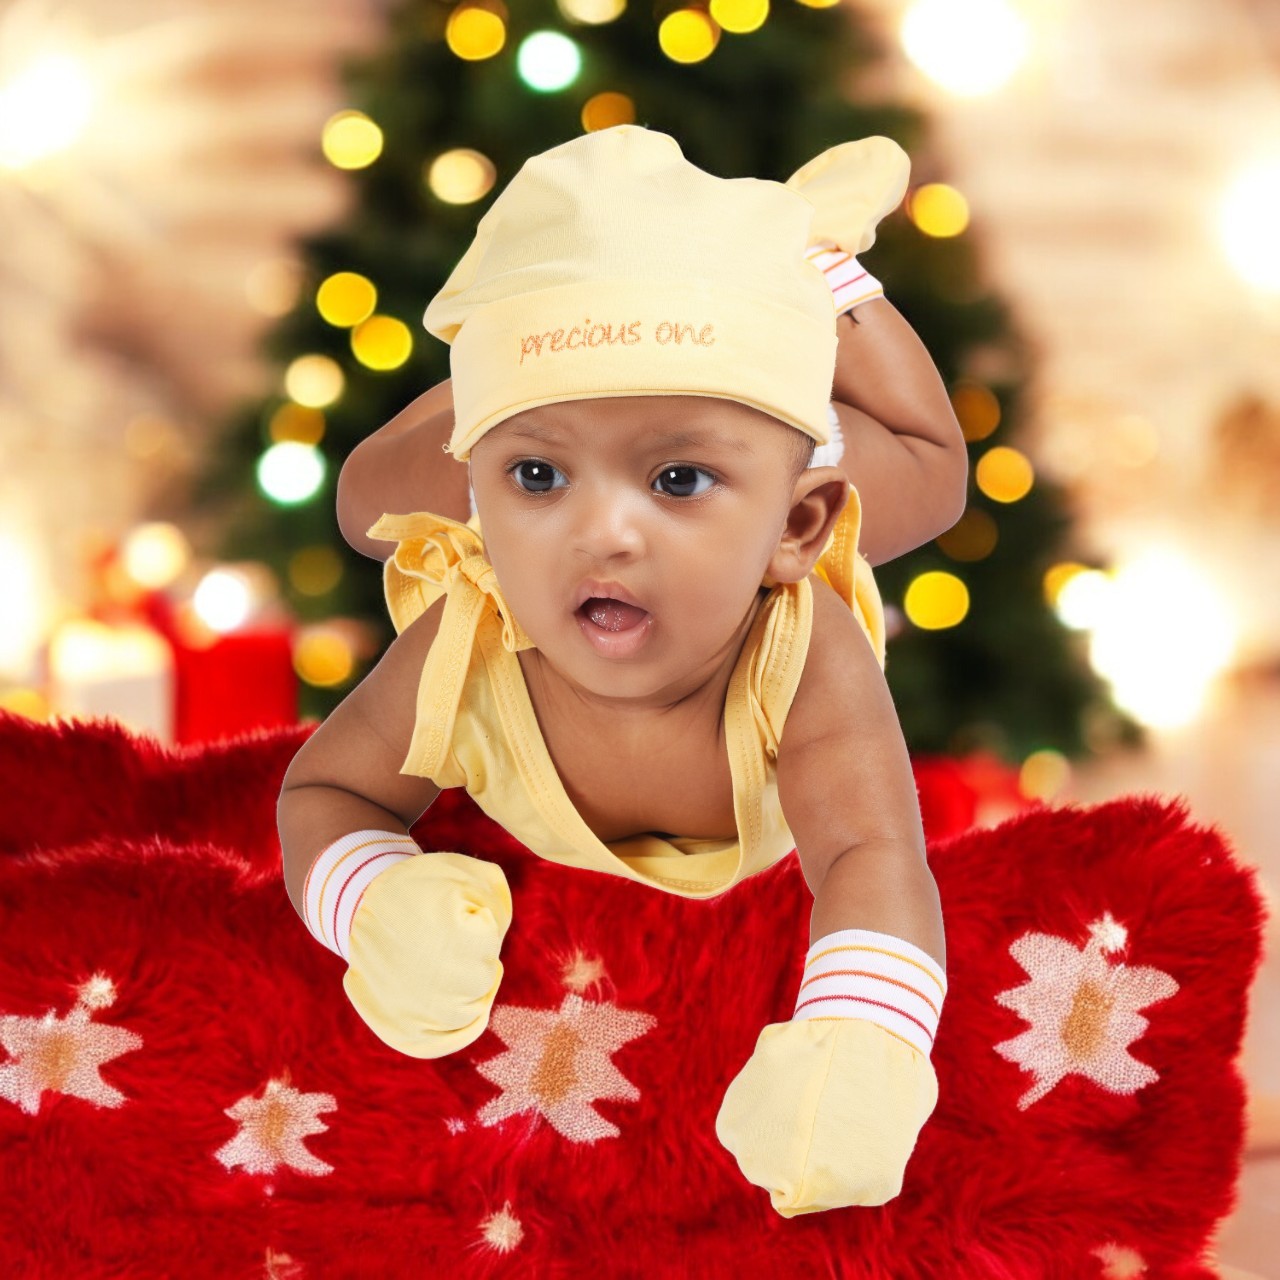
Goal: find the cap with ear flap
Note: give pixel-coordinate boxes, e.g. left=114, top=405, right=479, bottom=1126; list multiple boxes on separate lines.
left=423, top=125, right=911, bottom=463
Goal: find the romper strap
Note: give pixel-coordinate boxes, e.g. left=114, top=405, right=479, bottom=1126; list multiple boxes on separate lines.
left=366, top=509, right=536, bottom=778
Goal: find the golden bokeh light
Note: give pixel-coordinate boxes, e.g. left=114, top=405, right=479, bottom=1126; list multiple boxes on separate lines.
left=557, top=0, right=626, bottom=22
left=709, top=0, right=769, bottom=34
left=975, top=445, right=1033, bottom=503
left=351, top=315, right=413, bottom=370
left=950, top=380, right=1001, bottom=441
left=794, top=0, right=840, bottom=8
left=426, top=148, right=497, bottom=204
left=285, top=355, right=344, bottom=408
left=582, top=91, right=636, bottom=132
left=322, top=111, right=383, bottom=170
left=1020, top=749, right=1070, bottom=802
left=294, top=627, right=356, bottom=687
left=910, top=183, right=970, bottom=238
left=658, top=10, right=720, bottom=63
left=935, top=508, right=997, bottom=562
left=268, top=402, right=325, bottom=446
left=289, top=546, right=345, bottom=597
left=0, top=687, right=47, bottom=721
left=316, top=272, right=377, bottom=327
left=447, top=3, right=508, bottom=60
left=1042, top=561, right=1091, bottom=608
left=121, top=523, right=191, bottom=590
left=904, top=571, right=970, bottom=630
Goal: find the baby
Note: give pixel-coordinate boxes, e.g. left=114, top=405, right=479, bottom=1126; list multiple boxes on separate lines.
left=278, top=125, right=967, bottom=1217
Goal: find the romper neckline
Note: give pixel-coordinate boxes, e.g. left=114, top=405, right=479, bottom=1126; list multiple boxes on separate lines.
left=496, top=586, right=778, bottom=865
left=484, top=583, right=786, bottom=888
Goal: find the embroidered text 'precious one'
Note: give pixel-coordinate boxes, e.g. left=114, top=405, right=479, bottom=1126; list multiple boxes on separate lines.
left=519, top=319, right=717, bottom=365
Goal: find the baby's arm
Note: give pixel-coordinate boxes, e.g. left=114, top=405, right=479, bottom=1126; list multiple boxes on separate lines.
left=278, top=598, right=445, bottom=917
left=334, top=377, right=469, bottom=561
left=828, top=302, right=969, bottom=569
left=776, top=574, right=945, bottom=967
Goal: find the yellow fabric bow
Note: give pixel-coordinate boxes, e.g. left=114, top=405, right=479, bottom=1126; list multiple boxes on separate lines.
left=366, top=510, right=536, bottom=652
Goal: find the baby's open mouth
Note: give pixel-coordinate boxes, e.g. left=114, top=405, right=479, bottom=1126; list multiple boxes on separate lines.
left=576, top=597, right=649, bottom=633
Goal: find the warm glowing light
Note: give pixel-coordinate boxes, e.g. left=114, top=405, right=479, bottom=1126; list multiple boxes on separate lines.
left=710, top=0, right=769, bottom=35
left=285, top=355, right=344, bottom=408
left=447, top=3, right=508, bottom=60
left=49, top=620, right=170, bottom=679
left=289, top=546, right=345, bottom=597
left=0, top=53, right=93, bottom=170
left=935, top=509, right=997, bottom=562
left=794, top=0, right=840, bottom=8
left=557, top=0, right=626, bottom=22
left=1087, top=549, right=1236, bottom=730
left=0, top=687, right=46, bottom=721
left=910, top=183, right=970, bottom=237
left=351, top=315, right=413, bottom=370
left=257, top=442, right=327, bottom=506
left=975, top=445, right=1033, bottom=503
left=1020, top=749, right=1070, bottom=802
left=658, top=10, right=720, bottom=63
left=1043, top=561, right=1092, bottom=609
left=426, top=148, right=497, bottom=204
left=904, top=571, right=970, bottom=630
left=322, top=111, right=383, bottom=170
left=245, top=259, right=304, bottom=317
left=581, top=91, right=636, bottom=132
left=950, top=381, right=1001, bottom=441
left=1054, top=568, right=1110, bottom=630
left=0, top=529, right=43, bottom=672
left=517, top=31, right=583, bottom=91
left=121, top=523, right=190, bottom=590
left=900, top=0, right=1030, bottom=97
left=294, top=627, right=356, bottom=687
left=268, top=403, right=326, bottom=446
left=1218, top=158, right=1280, bottom=292
left=192, top=570, right=253, bottom=633
left=316, top=272, right=377, bottom=327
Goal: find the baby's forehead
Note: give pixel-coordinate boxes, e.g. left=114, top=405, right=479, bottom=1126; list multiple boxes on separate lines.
left=489, top=395, right=792, bottom=453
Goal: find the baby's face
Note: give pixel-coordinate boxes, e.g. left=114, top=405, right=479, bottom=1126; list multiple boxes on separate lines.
left=469, top=395, right=802, bottom=709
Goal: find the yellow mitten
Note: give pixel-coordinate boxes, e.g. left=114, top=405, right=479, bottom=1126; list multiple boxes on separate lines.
left=786, top=136, right=911, bottom=257
left=714, top=1017, right=938, bottom=1217
left=301, top=830, right=512, bottom=1059
left=716, top=926, right=946, bottom=1216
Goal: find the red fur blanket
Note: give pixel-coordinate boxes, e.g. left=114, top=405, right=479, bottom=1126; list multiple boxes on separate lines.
left=0, top=712, right=1265, bottom=1278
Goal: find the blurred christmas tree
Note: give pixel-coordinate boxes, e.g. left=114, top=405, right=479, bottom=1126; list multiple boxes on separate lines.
left=193, top=0, right=1140, bottom=766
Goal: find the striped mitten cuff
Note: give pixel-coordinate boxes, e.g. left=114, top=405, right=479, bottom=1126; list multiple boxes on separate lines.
left=302, top=829, right=422, bottom=961
left=805, top=239, right=885, bottom=316
left=792, top=928, right=947, bottom=1059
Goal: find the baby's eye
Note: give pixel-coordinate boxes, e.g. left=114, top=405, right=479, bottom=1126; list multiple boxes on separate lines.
left=509, top=460, right=566, bottom=494
left=654, top=465, right=716, bottom=499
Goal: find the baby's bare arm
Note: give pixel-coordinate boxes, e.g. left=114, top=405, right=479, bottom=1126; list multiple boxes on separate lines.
left=776, top=576, right=945, bottom=966
left=336, top=378, right=471, bottom=560
left=830, top=301, right=968, bottom=568
left=277, top=600, right=445, bottom=918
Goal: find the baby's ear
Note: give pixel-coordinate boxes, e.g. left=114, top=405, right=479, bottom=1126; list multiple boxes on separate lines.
left=766, top=468, right=849, bottom=584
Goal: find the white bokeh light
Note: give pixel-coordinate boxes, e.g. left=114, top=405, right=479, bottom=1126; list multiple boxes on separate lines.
left=256, top=441, right=326, bottom=505
left=0, top=52, right=94, bottom=170
left=1087, top=548, right=1236, bottom=731
left=900, top=0, right=1030, bottom=97
left=1219, top=157, right=1280, bottom=292
left=517, top=30, right=582, bottom=92
left=193, top=568, right=254, bottom=633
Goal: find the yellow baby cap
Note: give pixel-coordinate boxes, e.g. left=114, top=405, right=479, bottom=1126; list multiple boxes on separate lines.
left=422, top=125, right=907, bottom=464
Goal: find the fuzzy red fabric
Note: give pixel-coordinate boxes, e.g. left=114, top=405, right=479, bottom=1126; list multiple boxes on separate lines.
left=0, top=710, right=1266, bottom=1279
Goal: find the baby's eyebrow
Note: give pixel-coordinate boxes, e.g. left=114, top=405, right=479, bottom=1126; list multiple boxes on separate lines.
left=507, top=424, right=755, bottom=455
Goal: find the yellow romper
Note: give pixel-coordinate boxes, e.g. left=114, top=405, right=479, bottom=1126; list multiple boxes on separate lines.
left=367, top=490, right=885, bottom=902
